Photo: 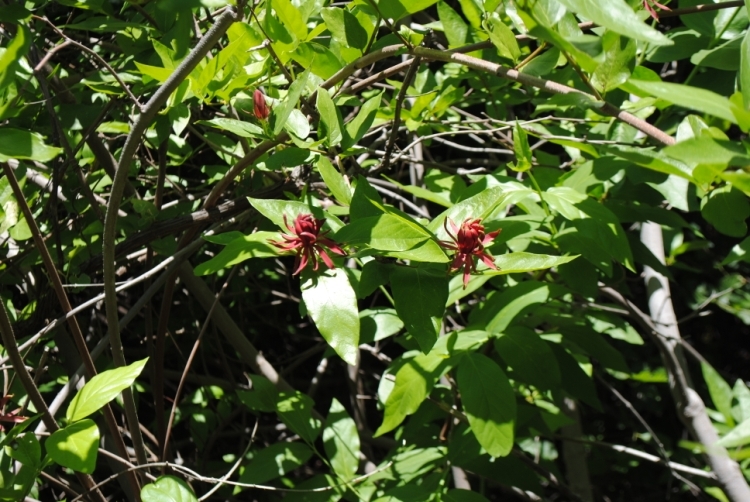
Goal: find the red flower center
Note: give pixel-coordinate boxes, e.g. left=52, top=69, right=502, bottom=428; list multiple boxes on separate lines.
left=270, top=213, right=346, bottom=275
left=439, top=218, right=501, bottom=287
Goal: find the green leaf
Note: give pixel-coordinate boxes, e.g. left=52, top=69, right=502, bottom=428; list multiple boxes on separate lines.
left=509, top=122, right=532, bottom=172
left=375, top=350, right=451, bottom=435
left=247, top=198, right=323, bottom=229
left=485, top=13, right=520, bottom=62
left=237, top=375, right=279, bottom=413
left=377, top=0, right=439, bottom=22
left=317, top=89, right=343, bottom=147
left=360, top=307, right=404, bottom=343
left=46, top=419, right=99, bottom=474
left=321, top=7, right=368, bottom=51
left=473, top=281, right=550, bottom=335
left=555, top=0, right=671, bottom=46
left=0, top=25, right=30, bottom=93
left=273, top=0, right=308, bottom=41
left=317, top=157, right=352, bottom=205
left=194, top=231, right=281, bottom=275
left=485, top=252, right=578, bottom=275
left=238, top=442, right=313, bottom=485
left=665, top=137, right=750, bottom=184
left=0, top=128, right=63, bottom=162
left=276, top=391, right=322, bottom=444
left=702, top=362, right=735, bottom=427
left=691, top=35, right=742, bottom=71
left=591, top=32, right=636, bottom=94
left=458, top=353, right=515, bottom=457
left=438, top=1, right=469, bottom=48
left=273, top=67, right=312, bottom=136
left=494, top=327, right=561, bottom=390
left=335, top=213, right=431, bottom=251
left=560, top=325, right=629, bottom=373
left=199, top=118, right=264, bottom=138
left=717, top=418, right=750, bottom=448
left=701, top=185, right=750, bottom=238
left=141, top=475, right=198, bottom=502
left=66, top=358, right=148, bottom=422
left=742, top=31, right=750, bottom=110
left=343, top=93, right=382, bottom=150
left=300, top=268, right=360, bottom=365
left=602, top=145, right=693, bottom=180
left=627, top=79, right=739, bottom=125
left=323, top=398, right=360, bottom=481
left=548, top=343, right=601, bottom=410
left=390, top=266, right=449, bottom=353
left=7, top=433, right=41, bottom=469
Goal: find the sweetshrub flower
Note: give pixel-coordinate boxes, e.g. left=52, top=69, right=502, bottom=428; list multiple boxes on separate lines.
left=643, top=0, right=670, bottom=20
left=270, top=214, right=346, bottom=275
left=0, top=395, right=26, bottom=431
left=253, top=89, right=270, bottom=120
left=440, top=218, right=501, bottom=287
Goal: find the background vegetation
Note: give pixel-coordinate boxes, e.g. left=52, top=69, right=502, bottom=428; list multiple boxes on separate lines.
left=3, top=0, right=750, bottom=501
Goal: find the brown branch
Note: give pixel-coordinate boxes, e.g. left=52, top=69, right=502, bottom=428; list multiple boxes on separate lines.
left=380, top=57, right=421, bottom=172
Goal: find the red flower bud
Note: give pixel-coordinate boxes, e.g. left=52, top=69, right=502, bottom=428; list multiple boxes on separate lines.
left=253, top=89, right=270, bottom=120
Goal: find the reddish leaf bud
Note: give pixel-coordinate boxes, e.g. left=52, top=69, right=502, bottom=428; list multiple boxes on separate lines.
left=253, top=89, right=270, bottom=120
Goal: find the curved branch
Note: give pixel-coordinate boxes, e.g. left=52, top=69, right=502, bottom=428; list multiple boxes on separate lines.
left=101, top=7, right=237, bottom=470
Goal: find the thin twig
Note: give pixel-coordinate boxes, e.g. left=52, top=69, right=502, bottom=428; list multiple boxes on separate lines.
left=380, top=57, right=421, bottom=172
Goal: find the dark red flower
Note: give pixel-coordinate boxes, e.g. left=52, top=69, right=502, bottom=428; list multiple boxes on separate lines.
left=270, top=214, right=346, bottom=275
left=643, top=0, right=670, bottom=20
left=253, top=89, right=270, bottom=120
left=439, top=218, right=501, bottom=288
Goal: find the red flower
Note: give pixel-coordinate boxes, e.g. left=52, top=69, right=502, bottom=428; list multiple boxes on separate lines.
left=643, top=0, right=670, bottom=20
left=253, top=89, right=270, bottom=120
left=439, top=218, right=501, bottom=287
left=270, top=214, right=346, bottom=275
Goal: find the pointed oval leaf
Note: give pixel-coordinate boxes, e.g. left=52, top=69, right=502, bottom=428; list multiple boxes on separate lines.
left=0, top=128, right=63, bottom=162
left=238, top=442, right=313, bottom=485
left=194, top=231, right=282, bottom=276
left=390, top=266, right=449, bottom=352
left=317, top=156, right=352, bottom=205
left=141, top=475, right=198, bottom=502
left=494, top=327, right=561, bottom=390
left=66, top=358, right=148, bottom=422
left=46, top=419, right=99, bottom=474
left=300, top=268, right=359, bottom=365
left=485, top=252, right=579, bottom=275
left=458, top=353, right=515, bottom=457
left=276, top=391, right=322, bottom=444
left=323, top=398, right=360, bottom=481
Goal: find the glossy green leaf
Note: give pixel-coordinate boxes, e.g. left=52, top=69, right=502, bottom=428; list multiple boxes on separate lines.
left=560, top=325, right=629, bottom=373
left=237, top=375, right=279, bottom=413
left=691, top=35, right=742, bottom=71
left=485, top=252, right=579, bottom=275
left=317, top=89, right=343, bottom=147
left=474, top=281, right=550, bottom=335
left=377, top=0, right=439, bottom=22
left=238, top=442, right=313, bottom=485
left=343, top=93, right=382, bottom=150
left=375, top=350, right=451, bottom=435
left=66, top=358, right=148, bottom=422
left=199, top=118, right=264, bottom=138
left=548, top=343, right=601, bottom=410
left=321, top=7, right=368, bottom=50
left=247, top=197, right=323, bottom=229
left=438, top=1, right=469, bottom=48
left=276, top=391, right=322, bottom=444
left=360, top=307, right=404, bottom=343
left=604, top=145, right=693, bottom=180
left=509, top=122, right=532, bottom=172
left=301, top=268, right=360, bottom=365
left=0, top=25, right=30, bottom=93
left=273, top=0, right=308, bottom=41
left=591, top=32, right=636, bottom=94
left=495, top=327, right=561, bottom=390
left=194, top=231, right=281, bottom=275
left=141, top=475, right=198, bottom=502
left=46, top=419, right=99, bottom=474
left=628, top=79, right=738, bottom=124
left=701, top=185, right=750, bottom=238
left=390, top=266, right=449, bottom=352
left=485, top=13, right=520, bottom=62
left=717, top=418, right=750, bottom=448
left=273, top=67, right=311, bottom=135
left=665, top=137, right=750, bottom=184
left=555, top=0, right=670, bottom=46
left=0, top=128, right=63, bottom=162
left=335, top=213, right=431, bottom=251
left=458, top=353, right=515, bottom=457
left=323, top=398, right=360, bottom=481
left=317, top=156, right=352, bottom=205
left=742, top=31, right=750, bottom=110
left=7, top=433, right=41, bottom=469
left=702, top=362, right=735, bottom=427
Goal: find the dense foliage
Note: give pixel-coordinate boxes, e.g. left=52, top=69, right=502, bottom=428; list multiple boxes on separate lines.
left=4, top=0, right=750, bottom=501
